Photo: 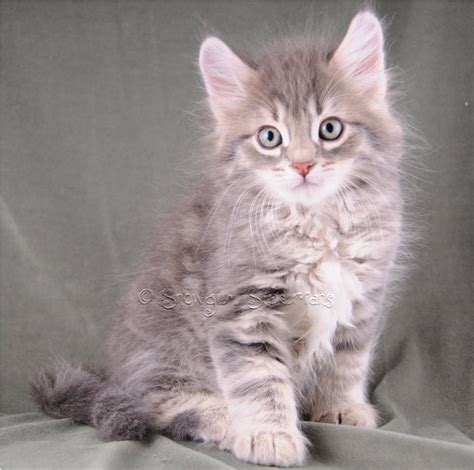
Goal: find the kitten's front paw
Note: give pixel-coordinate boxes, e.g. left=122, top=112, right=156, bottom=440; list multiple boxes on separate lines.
left=315, top=403, right=378, bottom=428
left=231, top=428, right=308, bottom=467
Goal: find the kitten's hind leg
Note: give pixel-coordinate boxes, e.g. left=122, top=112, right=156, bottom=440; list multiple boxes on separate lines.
left=144, top=374, right=231, bottom=449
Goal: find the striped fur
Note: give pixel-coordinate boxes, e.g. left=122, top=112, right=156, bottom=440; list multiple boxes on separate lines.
left=32, top=11, right=404, bottom=467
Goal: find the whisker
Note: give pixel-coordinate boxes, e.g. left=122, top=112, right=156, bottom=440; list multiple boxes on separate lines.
left=224, top=182, right=259, bottom=269
left=194, top=178, right=242, bottom=255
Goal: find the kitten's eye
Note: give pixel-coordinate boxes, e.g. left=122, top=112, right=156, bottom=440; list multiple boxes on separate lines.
left=319, top=118, right=343, bottom=141
left=257, top=126, right=282, bottom=149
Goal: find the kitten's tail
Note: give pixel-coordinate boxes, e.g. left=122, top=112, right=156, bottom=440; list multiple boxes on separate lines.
left=30, top=359, right=152, bottom=440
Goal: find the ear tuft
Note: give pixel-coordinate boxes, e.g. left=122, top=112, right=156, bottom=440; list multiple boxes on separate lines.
left=333, top=11, right=387, bottom=97
left=199, top=37, right=252, bottom=117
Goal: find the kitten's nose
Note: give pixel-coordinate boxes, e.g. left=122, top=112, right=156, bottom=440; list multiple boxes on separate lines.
left=292, top=162, right=314, bottom=177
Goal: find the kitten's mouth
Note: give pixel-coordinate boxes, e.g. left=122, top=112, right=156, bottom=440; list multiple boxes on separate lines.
left=294, top=178, right=319, bottom=189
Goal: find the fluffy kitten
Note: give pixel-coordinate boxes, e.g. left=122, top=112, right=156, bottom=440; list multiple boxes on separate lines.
left=32, top=11, right=403, bottom=467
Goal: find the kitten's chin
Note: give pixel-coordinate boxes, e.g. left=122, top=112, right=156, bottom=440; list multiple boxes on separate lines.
left=273, top=181, right=335, bottom=207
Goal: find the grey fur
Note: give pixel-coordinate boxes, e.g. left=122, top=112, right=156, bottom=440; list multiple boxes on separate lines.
left=31, top=361, right=103, bottom=425
left=91, top=385, right=152, bottom=441
left=32, top=11, right=404, bottom=467
left=31, top=360, right=152, bottom=440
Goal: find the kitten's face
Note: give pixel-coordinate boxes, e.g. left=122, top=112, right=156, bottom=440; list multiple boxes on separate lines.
left=228, top=84, right=372, bottom=205
left=200, top=12, right=400, bottom=206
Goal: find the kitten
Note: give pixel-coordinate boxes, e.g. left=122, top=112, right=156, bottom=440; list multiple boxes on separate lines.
left=32, top=11, right=403, bottom=467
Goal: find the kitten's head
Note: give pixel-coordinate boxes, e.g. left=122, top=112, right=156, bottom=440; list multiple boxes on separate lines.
left=199, top=12, right=402, bottom=206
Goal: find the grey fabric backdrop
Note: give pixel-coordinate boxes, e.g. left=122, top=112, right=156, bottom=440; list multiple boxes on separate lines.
left=0, top=0, right=473, bottom=468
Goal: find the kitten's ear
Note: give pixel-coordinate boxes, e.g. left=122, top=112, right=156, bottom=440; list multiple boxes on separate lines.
left=332, top=12, right=387, bottom=97
left=199, top=37, right=253, bottom=117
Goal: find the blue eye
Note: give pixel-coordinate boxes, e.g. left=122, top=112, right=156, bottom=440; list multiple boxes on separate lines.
left=319, top=118, right=343, bottom=141
left=257, top=126, right=283, bottom=149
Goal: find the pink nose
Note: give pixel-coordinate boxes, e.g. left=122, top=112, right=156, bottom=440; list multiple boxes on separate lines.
left=292, top=162, right=314, bottom=177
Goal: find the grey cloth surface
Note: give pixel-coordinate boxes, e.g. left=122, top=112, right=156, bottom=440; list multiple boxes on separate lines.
left=0, top=0, right=472, bottom=469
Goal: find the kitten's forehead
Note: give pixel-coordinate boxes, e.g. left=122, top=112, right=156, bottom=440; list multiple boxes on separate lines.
left=253, top=41, right=331, bottom=117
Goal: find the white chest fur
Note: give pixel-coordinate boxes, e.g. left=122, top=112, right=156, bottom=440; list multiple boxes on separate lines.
left=284, top=250, right=365, bottom=362
left=275, top=205, right=367, bottom=363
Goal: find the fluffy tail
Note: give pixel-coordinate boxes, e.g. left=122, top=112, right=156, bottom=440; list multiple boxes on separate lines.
left=31, top=360, right=152, bottom=440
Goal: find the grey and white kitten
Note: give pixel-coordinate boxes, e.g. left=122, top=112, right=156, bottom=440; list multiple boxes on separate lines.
left=33, top=11, right=403, bottom=467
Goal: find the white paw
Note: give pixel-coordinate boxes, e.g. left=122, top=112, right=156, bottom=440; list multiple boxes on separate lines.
left=231, top=428, right=308, bottom=467
left=316, top=403, right=378, bottom=428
